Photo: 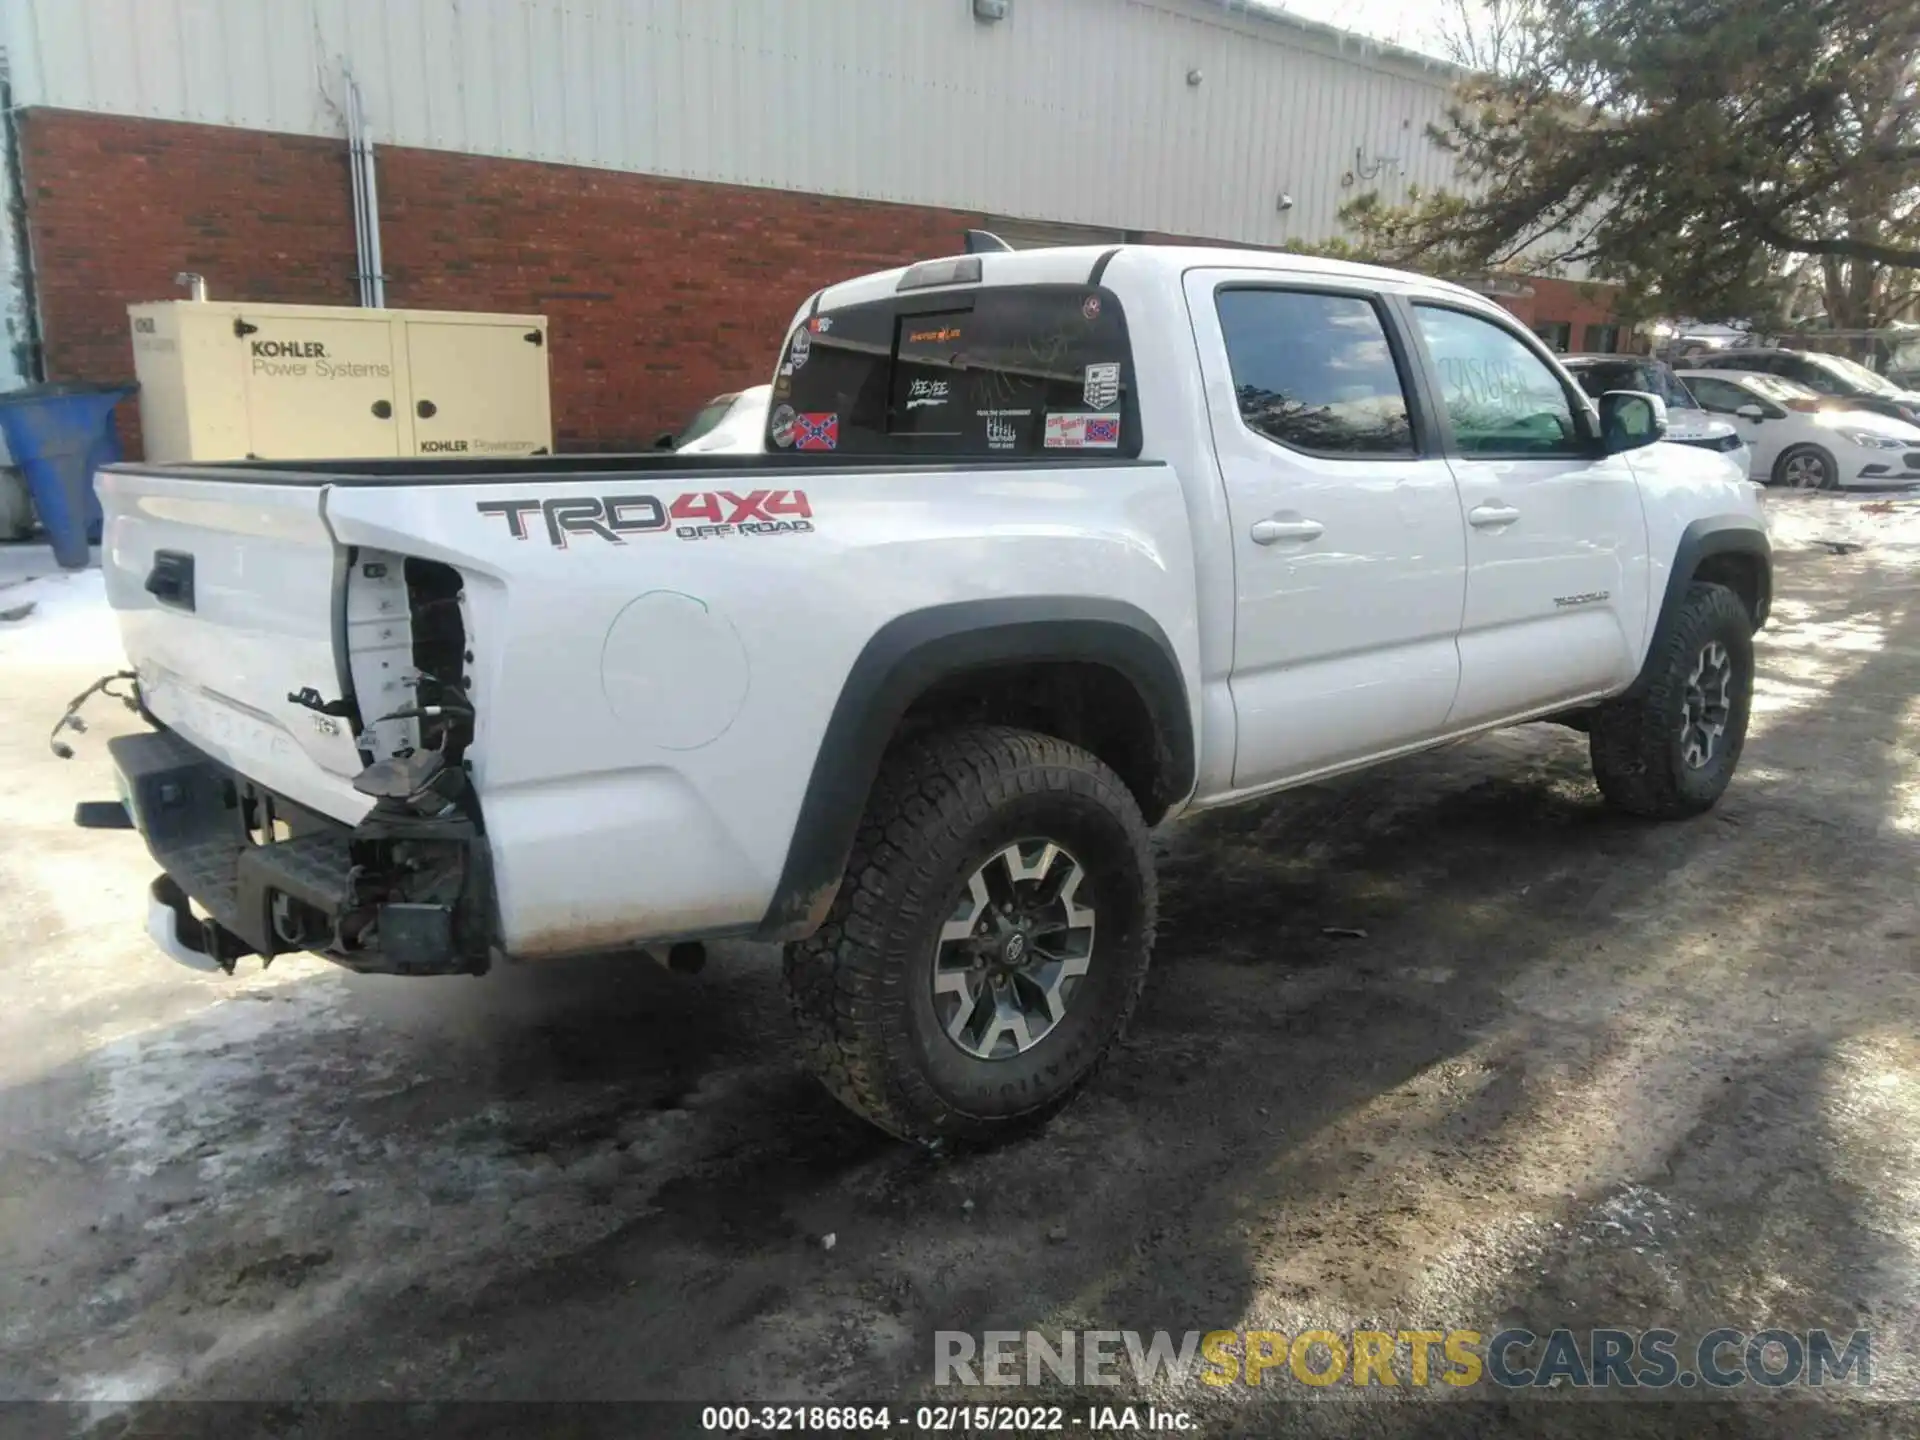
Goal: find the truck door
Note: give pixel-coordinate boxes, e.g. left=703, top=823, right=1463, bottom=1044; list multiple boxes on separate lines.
left=1183, top=272, right=1468, bottom=789
left=238, top=311, right=401, bottom=458
left=1403, top=302, right=1650, bottom=728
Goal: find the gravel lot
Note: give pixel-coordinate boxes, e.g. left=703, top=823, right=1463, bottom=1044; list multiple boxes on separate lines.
left=3, top=495, right=1918, bottom=1437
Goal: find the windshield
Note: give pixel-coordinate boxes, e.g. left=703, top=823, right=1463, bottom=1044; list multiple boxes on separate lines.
left=675, top=393, right=741, bottom=447
left=1570, top=360, right=1700, bottom=409
left=1742, top=373, right=1823, bottom=405
left=1810, top=352, right=1898, bottom=394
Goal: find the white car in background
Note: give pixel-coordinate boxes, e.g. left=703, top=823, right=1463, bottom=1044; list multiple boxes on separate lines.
left=664, top=384, right=773, bottom=455
left=1678, top=369, right=1920, bottom=490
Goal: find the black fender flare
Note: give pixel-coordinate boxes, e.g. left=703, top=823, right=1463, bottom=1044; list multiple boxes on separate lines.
left=755, top=597, right=1194, bottom=941
left=1631, top=515, right=1771, bottom=693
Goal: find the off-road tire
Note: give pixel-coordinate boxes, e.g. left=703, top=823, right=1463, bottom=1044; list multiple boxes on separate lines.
left=783, top=724, right=1156, bottom=1145
left=1589, top=581, right=1754, bottom=819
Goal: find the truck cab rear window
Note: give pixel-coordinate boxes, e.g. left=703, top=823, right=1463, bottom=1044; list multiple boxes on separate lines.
left=768, top=284, right=1139, bottom=458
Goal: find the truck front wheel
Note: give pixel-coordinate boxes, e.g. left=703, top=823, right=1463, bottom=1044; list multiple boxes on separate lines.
left=1589, top=581, right=1754, bottom=818
left=783, top=724, right=1156, bottom=1145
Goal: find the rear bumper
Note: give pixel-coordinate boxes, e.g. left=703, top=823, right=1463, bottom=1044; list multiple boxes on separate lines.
left=98, top=727, right=491, bottom=975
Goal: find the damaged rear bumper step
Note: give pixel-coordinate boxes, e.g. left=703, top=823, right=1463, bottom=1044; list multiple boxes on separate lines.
left=91, top=728, right=490, bottom=976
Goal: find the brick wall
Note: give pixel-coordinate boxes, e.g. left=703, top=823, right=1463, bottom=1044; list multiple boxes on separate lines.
left=1492, top=275, right=1638, bottom=354
left=18, top=108, right=981, bottom=454
left=19, top=109, right=359, bottom=455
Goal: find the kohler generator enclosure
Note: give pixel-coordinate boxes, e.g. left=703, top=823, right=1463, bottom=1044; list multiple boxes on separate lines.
left=128, top=300, right=552, bottom=463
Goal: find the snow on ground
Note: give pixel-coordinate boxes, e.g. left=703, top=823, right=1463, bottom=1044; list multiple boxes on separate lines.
left=1764, top=489, right=1920, bottom=566
left=0, top=561, right=125, bottom=668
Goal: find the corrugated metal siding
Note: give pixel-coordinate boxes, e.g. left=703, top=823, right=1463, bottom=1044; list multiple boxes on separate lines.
left=1, top=0, right=1464, bottom=247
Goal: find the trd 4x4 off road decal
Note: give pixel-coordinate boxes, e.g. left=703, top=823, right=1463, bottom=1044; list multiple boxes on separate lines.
left=477, top=490, right=814, bottom=547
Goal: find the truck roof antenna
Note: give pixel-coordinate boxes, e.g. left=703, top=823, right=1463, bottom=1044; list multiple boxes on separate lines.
left=963, top=230, right=1013, bottom=254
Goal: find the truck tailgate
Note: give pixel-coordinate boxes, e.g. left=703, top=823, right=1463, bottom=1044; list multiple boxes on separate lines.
left=98, top=468, right=372, bottom=823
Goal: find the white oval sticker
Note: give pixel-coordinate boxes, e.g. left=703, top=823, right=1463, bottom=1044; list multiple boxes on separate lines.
left=770, top=404, right=797, bottom=448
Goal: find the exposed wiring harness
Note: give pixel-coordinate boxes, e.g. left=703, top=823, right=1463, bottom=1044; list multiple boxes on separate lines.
left=48, top=669, right=141, bottom=759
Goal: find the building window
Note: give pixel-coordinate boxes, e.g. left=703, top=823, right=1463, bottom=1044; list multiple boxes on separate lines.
left=1532, top=321, right=1573, bottom=352
left=1583, top=324, right=1621, bottom=354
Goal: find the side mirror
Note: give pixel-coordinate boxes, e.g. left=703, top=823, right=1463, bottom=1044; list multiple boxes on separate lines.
left=1599, top=390, right=1669, bottom=453
left=1735, top=404, right=1767, bottom=423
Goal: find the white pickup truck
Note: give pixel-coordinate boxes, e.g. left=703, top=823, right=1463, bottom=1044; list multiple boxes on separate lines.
left=69, top=244, right=1770, bottom=1144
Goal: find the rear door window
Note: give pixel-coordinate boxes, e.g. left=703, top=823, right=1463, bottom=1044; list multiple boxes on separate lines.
left=768, top=284, right=1138, bottom=457
left=1213, top=288, right=1416, bottom=455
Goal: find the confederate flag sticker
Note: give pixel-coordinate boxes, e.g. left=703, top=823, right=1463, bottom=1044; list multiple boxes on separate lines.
left=794, top=412, right=839, bottom=451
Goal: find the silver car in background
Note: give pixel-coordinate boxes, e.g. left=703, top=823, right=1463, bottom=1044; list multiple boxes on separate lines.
left=1562, top=355, right=1752, bottom=481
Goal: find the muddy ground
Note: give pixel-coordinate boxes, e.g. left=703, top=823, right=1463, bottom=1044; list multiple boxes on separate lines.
left=2, top=495, right=1918, bottom=1437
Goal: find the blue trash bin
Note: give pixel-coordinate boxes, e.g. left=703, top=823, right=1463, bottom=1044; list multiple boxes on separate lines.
left=0, top=382, right=137, bottom=569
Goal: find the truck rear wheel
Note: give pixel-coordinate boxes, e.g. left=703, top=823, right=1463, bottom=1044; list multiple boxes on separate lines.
left=783, top=724, right=1156, bottom=1145
left=1589, top=581, right=1754, bottom=818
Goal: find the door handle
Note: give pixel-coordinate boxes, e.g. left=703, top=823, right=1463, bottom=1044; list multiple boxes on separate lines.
left=1468, top=502, right=1521, bottom=529
left=144, top=550, right=195, bottom=611
left=1250, top=516, right=1324, bottom=545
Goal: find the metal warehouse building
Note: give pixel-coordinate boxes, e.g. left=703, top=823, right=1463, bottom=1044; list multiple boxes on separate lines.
left=0, top=0, right=1628, bottom=448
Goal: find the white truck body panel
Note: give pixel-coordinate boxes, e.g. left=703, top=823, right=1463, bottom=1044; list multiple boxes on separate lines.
left=1443, top=446, right=1651, bottom=728
left=319, top=461, right=1200, bottom=956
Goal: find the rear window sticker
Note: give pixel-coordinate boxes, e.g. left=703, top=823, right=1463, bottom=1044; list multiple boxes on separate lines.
left=907, top=378, right=950, bottom=410
left=770, top=404, right=797, bottom=448
left=1045, top=411, right=1120, bottom=449
left=1083, top=362, right=1121, bottom=409
left=794, top=412, right=839, bottom=451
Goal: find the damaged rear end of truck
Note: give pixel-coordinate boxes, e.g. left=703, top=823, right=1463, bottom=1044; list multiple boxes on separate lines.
left=75, top=465, right=493, bottom=977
